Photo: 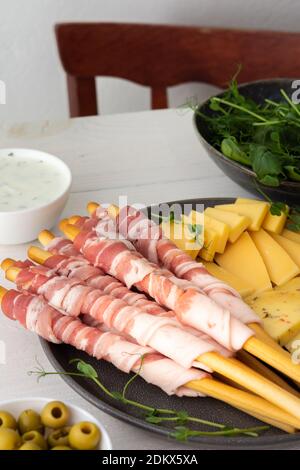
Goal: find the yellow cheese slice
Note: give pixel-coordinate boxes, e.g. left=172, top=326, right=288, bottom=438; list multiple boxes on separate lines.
left=282, top=228, right=300, bottom=245
left=161, top=220, right=202, bottom=259
left=206, top=207, right=250, bottom=243
left=235, top=198, right=263, bottom=204
left=250, top=228, right=300, bottom=286
left=189, top=210, right=229, bottom=254
left=202, top=261, right=254, bottom=297
left=215, top=231, right=272, bottom=293
left=215, top=202, right=269, bottom=231
left=235, top=198, right=288, bottom=234
left=198, top=228, right=218, bottom=261
left=245, top=278, right=300, bottom=345
left=271, top=233, right=300, bottom=269
left=263, top=210, right=288, bottom=234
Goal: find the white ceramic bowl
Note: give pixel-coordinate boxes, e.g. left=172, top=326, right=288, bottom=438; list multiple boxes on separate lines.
left=0, top=397, right=113, bottom=450
left=0, top=148, right=72, bottom=245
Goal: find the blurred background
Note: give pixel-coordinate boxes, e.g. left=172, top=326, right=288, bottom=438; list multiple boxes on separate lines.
left=0, top=0, right=299, bottom=122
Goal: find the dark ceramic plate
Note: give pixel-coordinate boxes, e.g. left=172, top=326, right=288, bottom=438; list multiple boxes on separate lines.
left=40, top=198, right=300, bottom=449
left=194, top=79, right=300, bottom=205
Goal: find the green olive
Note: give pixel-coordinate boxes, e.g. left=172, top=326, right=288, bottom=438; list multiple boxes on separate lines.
left=69, top=421, right=101, bottom=450
left=52, top=445, right=72, bottom=450
left=0, top=428, right=21, bottom=450
left=41, top=401, right=70, bottom=429
left=18, top=409, right=43, bottom=435
left=0, top=411, right=17, bottom=430
left=48, top=426, right=71, bottom=448
left=22, top=430, right=47, bottom=450
left=19, top=442, right=41, bottom=450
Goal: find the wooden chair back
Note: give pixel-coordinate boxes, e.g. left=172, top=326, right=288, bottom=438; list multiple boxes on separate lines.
left=55, top=23, right=300, bottom=117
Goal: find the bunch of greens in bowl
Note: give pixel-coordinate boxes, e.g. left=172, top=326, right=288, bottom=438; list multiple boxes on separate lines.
left=196, top=78, right=300, bottom=187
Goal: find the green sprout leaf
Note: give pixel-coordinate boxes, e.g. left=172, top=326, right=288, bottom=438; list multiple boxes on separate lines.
left=28, top=358, right=269, bottom=442
left=69, top=359, right=98, bottom=379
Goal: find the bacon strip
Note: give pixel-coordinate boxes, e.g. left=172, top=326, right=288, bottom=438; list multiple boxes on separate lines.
left=2, top=289, right=208, bottom=396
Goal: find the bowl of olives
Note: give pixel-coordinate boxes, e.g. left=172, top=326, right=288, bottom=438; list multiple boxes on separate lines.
left=0, top=398, right=112, bottom=450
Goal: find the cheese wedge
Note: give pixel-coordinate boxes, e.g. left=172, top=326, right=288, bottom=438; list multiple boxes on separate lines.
left=189, top=210, right=229, bottom=254
left=271, top=233, right=300, bottom=269
left=250, top=229, right=300, bottom=286
left=206, top=207, right=250, bottom=243
left=246, top=278, right=300, bottom=345
left=161, top=220, right=202, bottom=259
left=215, top=231, right=272, bottom=293
left=235, top=198, right=288, bottom=234
left=202, top=261, right=254, bottom=297
left=216, top=202, right=269, bottom=231
left=282, top=228, right=300, bottom=245
left=198, top=228, right=218, bottom=261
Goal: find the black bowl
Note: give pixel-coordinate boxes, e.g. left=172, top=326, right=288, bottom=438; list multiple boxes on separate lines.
left=194, top=78, right=300, bottom=205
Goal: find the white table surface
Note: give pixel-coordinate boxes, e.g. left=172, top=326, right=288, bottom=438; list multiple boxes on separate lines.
left=0, top=108, right=295, bottom=450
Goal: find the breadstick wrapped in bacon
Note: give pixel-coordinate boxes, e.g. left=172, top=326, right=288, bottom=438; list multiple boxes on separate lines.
left=8, top=264, right=232, bottom=370
left=91, top=204, right=260, bottom=326
left=0, top=287, right=207, bottom=397
left=30, top=248, right=167, bottom=316
left=56, top=225, right=300, bottom=390
left=63, top=226, right=254, bottom=352
left=4, top=285, right=300, bottom=433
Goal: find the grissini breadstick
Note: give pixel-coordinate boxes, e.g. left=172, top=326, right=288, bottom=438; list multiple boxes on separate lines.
left=236, top=350, right=300, bottom=399
left=5, top=262, right=300, bottom=419
left=22, top=248, right=300, bottom=399
left=24, top=248, right=231, bottom=358
left=5, top=264, right=231, bottom=371
left=0, top=286, right=206, bottom=397
left=27, top=247, right=168, bottom=315
left=37, top=228, right=289, bottom=360
left=86, top=203, right=285, bottom=355
left=0, top=285, right=297, bottom=433
left=51, top=223, right=300, bottom=419
left=61, top=222, right=300, bottom=384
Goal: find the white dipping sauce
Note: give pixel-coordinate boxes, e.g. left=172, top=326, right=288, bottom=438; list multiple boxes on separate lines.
left=0, top=152, right=67, bottom=211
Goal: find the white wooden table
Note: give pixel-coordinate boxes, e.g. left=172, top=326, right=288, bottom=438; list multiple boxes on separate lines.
left=0, top=109, right=294, bottom=450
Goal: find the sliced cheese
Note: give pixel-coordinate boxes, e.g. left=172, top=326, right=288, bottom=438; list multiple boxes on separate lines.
left=216, top=202, right=269, bottom=231
left=271, top=233, right=300, bottom=269
left=198, top=227, right=218, bottom=261
left=282, top=228, right=300, bottom=245
left=246, top=278, right=300, bottom=345
left=215, top=231, right=272, bottom=293
left=189, top=210, right=229, bottom=254
left=202, top=261, right=254, bottom=297
left=235, top=198, right=263, bottom=204
left=206, top=207, right=250, bottom=243
left=161, top=220, right=202, bottom=259
left=235, top=197, right=288, bottom=234
left=250, top=228, right=299, bottom=286
left=263, top=210, right=288, bottom=234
